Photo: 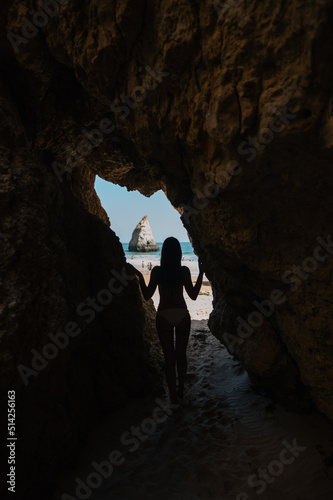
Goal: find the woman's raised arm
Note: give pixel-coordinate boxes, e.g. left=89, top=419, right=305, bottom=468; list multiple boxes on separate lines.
left=183, top=261, right=204, bottom=300
left=128, top=263, right=159, bottom=300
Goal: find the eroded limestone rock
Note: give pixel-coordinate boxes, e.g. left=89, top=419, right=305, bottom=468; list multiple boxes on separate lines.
left=129, top=215, right=159, bottom=252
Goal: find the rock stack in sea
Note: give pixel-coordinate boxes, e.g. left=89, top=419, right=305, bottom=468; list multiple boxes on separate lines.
left=129, top=216, right=159, bottom=252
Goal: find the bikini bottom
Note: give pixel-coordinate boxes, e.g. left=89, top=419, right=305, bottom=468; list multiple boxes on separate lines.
left=156, top=308, right=190, bottom=328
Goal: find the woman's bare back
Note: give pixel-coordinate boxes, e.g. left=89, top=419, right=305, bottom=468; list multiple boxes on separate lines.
left=155, top=266, right=195, bottom=311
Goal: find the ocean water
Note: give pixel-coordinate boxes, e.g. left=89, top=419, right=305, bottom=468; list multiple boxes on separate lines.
left=122, top=241, right=197, bottom=263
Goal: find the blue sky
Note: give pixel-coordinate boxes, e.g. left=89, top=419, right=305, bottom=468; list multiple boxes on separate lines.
left=95, top=176, right=190, bottom=243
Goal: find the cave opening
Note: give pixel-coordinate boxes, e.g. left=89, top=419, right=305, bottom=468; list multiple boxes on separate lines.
left=94, top=175, right=214, bottom=320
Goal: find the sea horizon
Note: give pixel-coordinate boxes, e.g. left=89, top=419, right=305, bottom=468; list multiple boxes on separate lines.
left=121, top=241, right=190, bottom=244
left=122, top=241, right=198, bottom=263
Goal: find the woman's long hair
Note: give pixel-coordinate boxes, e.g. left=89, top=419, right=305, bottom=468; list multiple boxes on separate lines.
left=159, top=237, right=183, bottom=287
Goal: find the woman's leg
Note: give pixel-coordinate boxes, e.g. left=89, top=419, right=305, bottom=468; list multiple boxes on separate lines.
left=175, top=313, right=191, bottom=397
left=156, top=314, right=177, bottom=403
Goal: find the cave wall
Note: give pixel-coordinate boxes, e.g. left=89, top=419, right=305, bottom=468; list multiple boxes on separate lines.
left=1, top=0, right=333, bottom=497
left=0, top=84, right=161, bottom=499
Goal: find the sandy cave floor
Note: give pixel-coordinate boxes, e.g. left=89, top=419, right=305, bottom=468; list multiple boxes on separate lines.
left=52, top=320, right=333, bottom=500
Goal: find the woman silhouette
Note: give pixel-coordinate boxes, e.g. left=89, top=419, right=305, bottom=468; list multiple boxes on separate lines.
left=129, top=237, right=204, bottom=405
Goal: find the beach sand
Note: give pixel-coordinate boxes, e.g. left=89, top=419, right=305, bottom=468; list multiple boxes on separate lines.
left=52, top=320, right=333, bottom=500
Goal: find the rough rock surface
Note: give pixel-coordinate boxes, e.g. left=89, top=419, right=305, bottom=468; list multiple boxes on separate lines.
left=0, top=147, right=163, bottom=500
left=129, top=215, right=159, bottom=252
left=1, top=0, right=333, bottom=497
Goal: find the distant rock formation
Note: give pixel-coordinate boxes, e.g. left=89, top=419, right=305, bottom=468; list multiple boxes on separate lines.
left=129, top=216, right=159, bottom=252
